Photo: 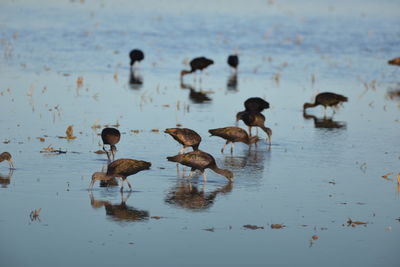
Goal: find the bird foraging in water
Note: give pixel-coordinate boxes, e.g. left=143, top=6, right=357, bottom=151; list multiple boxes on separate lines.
left=101, top=127, right=121, bottom=162
left=164, top=128, right=201, bottom=154
left=0, top=152, right=14, bottom=169
left=303, top=92, right=348, bottom=115
left=236, top=97, right=270, bottom=122
left=129, top=49, right=144, bottom=68
left=167, top=150, right=233, bottom=182
left=209, top=127, right=259, bottom=153
left=227, top=54, right=239, bottom=71
left=89, top=158, right=151, bottom=192
left=240, top=112, right=272, bottom=145
left=180, top=57, right=214, bottom=81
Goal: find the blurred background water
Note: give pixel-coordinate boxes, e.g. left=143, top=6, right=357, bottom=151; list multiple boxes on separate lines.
left=0, top=0, right=399, bottom=266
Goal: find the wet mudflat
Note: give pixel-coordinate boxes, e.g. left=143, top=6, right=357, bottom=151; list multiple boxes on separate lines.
left=0, top=0, right=399, bottom=266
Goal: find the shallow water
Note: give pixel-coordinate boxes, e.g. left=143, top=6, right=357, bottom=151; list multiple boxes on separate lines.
left=0, top=0, right=399, bottom=266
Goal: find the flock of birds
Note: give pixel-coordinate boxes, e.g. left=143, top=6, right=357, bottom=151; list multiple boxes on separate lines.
left=0, top=49, right=354, bottom=192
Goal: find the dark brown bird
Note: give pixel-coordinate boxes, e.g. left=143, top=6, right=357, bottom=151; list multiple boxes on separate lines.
left=180, top=57, right=214, bottom=79
left=303, top=92, right=348, bottom=115
left=129, top=49, right=144, bottom=67
left=388, top=57, right=400, bottom=66
left=0, top=152, right=14, bottom=169
left=89, top=159, right=151, bottom=192
left=240, top=112, right=272, bottom=145
left=227, top=54, right=239, bottom=70
left=101, top=127, right=121, bottom=162
left=164, top=128, right=202, bottom=154
left=209, top=126, right=259, bottom=153
left=167, top=150, right=233, bottom=182
left=236, top=97, right=270, bottom=122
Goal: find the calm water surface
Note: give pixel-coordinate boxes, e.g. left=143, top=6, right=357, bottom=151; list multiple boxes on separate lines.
left=0, top=0, right=399, bottom=266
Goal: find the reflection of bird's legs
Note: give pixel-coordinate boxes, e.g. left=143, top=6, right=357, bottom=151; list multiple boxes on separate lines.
left=230, top=142, right=235, bottom=154
left=256, top=127, right=259, bottom=136
left=221, top=141, right=229, bottom=153
left=126, top=179, right=132, bottom=191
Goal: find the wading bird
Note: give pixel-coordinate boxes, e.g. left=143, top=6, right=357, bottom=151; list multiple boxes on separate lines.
left=167, top=150, right=233, bottom=182
left=129, top=49, right=144, bottom=68
left=101, top=127, right=121, bottom=162
left=0, top=152, right=14, bottom=169
left=236, top=97, right=270, bottom=122
left=164, top=128, right=201, bottom=154
left=89, top=159, right=151, bottom=192
left=303, top=92, right=348, bottom=115
left=227, top=54, right=239, bottom=71
left=180, top=57, right=214, bottom=81
left=240, top=112, right=272, bottom=145
left=209, top=126, right=259, bottom=153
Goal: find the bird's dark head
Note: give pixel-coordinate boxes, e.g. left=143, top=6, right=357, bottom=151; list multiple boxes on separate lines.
left=303, top=102, right=314, bottom=110
left=223, top=169, right=234, bottom=182
left=235, top=111, right=244, bottom=122
left=164, top=128, right=177, bottom=135
left=207, top=59, right=214, bottom=65
left=249, top=136, right=260, bottom=144
left=180, top=70, right=191, bottom=77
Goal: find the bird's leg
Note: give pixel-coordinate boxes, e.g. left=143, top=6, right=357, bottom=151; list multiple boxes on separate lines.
left=8, top=159, right=15, bottom=169
left=179, top=146, right=185, bottom=154
left=248, top=126, right=252, bottom=136
left=221, top=141, right=228, bottom=153
left=120, top=179, right=125, bottom=192
left=188, top=169, right=194, bottom=179
left=230, top=142, right=235, bottom=154
left=256, top=127, right=259, bottom=136
left=202, top=171, right=207, bottom=183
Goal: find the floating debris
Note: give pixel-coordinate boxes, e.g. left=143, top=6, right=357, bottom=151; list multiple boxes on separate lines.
left=271, top=224, right=285, bottom=229
left=203, top=227, right=215, bottom=232
left=37, top=137, right=45, bottom=142
left=94, top=150, right=106, bottom=154
left=151, top=128, right=159, bottom=133
left=131, top=130, right=140, bottom=134
left=30, top=208, right=41, bottom=222
left=381, top=172, right=393, bottom=181
left=76, top=76, right=84, bottom=88
left=58, top=125, right=76, bottom=139
left=3, top=139, right=10, bottom=144
left=150, top=216, right=164, bottom=220
left=347, top=218, right=367, bottom=227
left=243, top=224, right=264, bottom=230
left=40, top=145, right=66, bottom=154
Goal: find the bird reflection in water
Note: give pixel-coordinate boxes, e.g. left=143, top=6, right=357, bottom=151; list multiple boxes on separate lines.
left=128, top=68, right=143, bottom=90
left=89, top=192, right=149, bottom=223
left=0, top=169, right=14, bottom=188
left=226, top=73, right=238, bottom=91
left=180, top=81, right=211, bottom=104
left=303, top=111, right=346, bottom=130
left=165, top=180, right=233, bottom=211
